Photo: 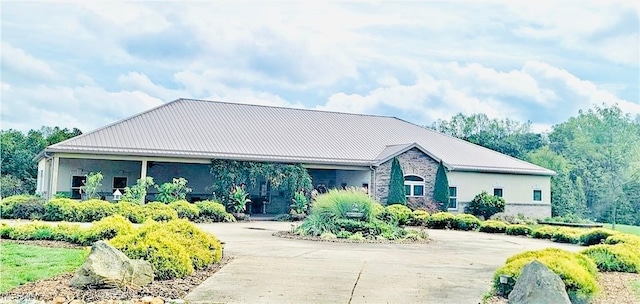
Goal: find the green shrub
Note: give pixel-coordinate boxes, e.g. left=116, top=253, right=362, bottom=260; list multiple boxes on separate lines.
left=79, top=215, right=134, bottom=246
left=169, top=200, right=200, bottom=221
left=336, top=230, right=352, bottom=239
left=381, top=204, right=413, bottom=225
left=465, top=191, right=505, bottom=219
left=52, top=222, right=85, bottom=243
left=44, top=198, right=78, bottom=221
left=453, top=214, right=481, bottom=231
left=313, top=189, right=378, bottom=222
left=543, top=215, right=593, bottom=224
left=505, top=224, right=531, bottom=236
left=0, top=223, right=14, bottom=238
left=581, top=244, right=640, bottom=273
left=8, top=222, right=57, bottom=240
left=579, top=228, right=619, bottom=246
left=110, top=219, right=222, bottom=280
left=604, top=233, right=640, bottom=246
left=142, top=202, right=179, bottom=222
left=335, top=218, right=368, bottom=234
left=404, top=229, right=429, bottom=241
left=530, top=226, right=560, bottom=239
left=320, top=232, right=337, bottom=240
left=74, top=199, right=116, bottom=222
left=0, top=195, right=47, bottom=219
left=373, top=220, right=407, bottom=240
left=551, top=227, right=584, bottom=244
left=348, top=232, right=365, bottom=241
left=490, top=212, right=536, bottom=225
left=408, top=210, right=429, bottom=226
left=479, top=220, right=507, bottom=233
left=426, top=212, right=456, bottom=229
left=195, top=200, right=235, bottom=222
left=495, top=248, right=599, bottom=302
left=297, top=212, right=336, bottom=236
left=114, top=202, right=146, bottom=223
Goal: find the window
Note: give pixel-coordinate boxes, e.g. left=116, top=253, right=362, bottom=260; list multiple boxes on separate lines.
left=493, top=188, right=503, bottom=197
left=404, top=175, right=425, bottom=197
left=533, top=190, right=542, bottom=201
left=71, top=175, right=86, bottom=199
left=113, top=177, right=128, bottom=194
left=448, top=187, right=458, bottom=210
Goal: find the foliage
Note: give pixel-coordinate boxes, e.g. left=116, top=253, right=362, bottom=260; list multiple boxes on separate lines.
left=1, top=195, right=46, bottom=219
left=297, top=212, right=336, bottom=237
left=121, top=177, right=155, bottom=205
left=489, top=212, right=536, bottom=225
left=494, top=248, right=598, bottom=302
left=478, top=220, right=507, bottom=233
left=550, top=227, right=584, bottom=244
left=142, top=202, right=179, bottom=221
left=312, top=189, right=378, bottom=222
left=1, top=175, right=27, bottom=198
left=154, top=178, right=192, bottom=204
left=543, top=214, right=594, bottom=224
left=426, top=212, right=456, bottom=229
left=578, top=228, right=619, bottom=246
left=114, top=202, right=146, bottom=223
left=387, top=157, right=406, bottom=205
left=433, top=162, right=450, bottom=210
left=408, top=210, right=430, bottom=226
left=0, top=242, right=86, bottom=292
left=452, top=214, right=481, bottom=231
left=380, top=204, right=413, bottom=225
left=465, top=191, right=505, bottom=219
left=78, top=214, right=134, bottom=245
left=227, top=185, right=251, bottom=213
left=605, top=233, right=640, bottom=246
left=169, top=200, right=200, bottom=221
left=81, top=172, right=103, bottom=200
left=195, top=200, right=235, bottom=222
left=320, top=232, right=337, bottom=240
left=290, top=191, right=310, bottom=215
left=581, top=244, right=640, bottom=273
left=505, top=224, right=531, bottom=236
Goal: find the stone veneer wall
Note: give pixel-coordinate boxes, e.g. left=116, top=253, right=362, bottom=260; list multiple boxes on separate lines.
left=374, top=148, right=439, bottom=210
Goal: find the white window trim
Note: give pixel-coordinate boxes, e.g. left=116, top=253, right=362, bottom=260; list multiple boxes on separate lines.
left=493, top=187, right=503, bottom=197
left=404, top=175, right=425, bottom=197
left=533, top=189, right=543, bottom=202
left=448, top=186, right=458, bottom=210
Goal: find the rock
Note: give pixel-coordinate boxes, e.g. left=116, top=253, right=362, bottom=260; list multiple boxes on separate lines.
left=69, top=301, right=85, bottom=304
left=51, top=296, right=67, bottom=304
left=70, top=241, right=154, bottom=289
left=508, top=260, right=571, bottom=304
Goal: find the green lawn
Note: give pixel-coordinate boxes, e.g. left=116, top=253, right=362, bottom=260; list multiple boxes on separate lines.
left=0, top=242, right=87, bottom=292
left=601, top=223, right=640, bottom=236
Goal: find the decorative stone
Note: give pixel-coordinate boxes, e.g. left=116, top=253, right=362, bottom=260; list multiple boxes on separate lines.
left=51, top=296, right=67, bottom=304
left=508, top=260, right=571, bottom=304
left=70, top=241, right=154, bottom=289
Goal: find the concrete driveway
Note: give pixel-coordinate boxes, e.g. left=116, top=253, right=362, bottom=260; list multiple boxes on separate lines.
left=185, top=221, right=579, bottom=304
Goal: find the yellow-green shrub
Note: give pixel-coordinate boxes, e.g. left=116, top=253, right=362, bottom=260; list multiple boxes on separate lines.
left=0, top=195, right=47, bottom=219
left=479, top=220, right=507, bottom=233
left=74, top=199, right=116, bottom=222
left=408, top=210, right=430, bottom=226
left=605, top=233, right=640, bottom=246
left=7, top=222, right=57, bottom=240
left=495, top=248, right=598, bottom=302
left=453, top=214, right=481, bottom=231
left=551, top=227, right=584, bottom=244
left=578, top=228, right=619, bottom=246
left=426, top=212, right=456, bottom=229
left=505, top=224, right=531, bottom=236
left=44, top=198, right=78, bottom=221
left=114, top=202, right=146, bottom=223
left=0, top=223, right=14, bottom=238
left=530, top=226, right=560, bottom=239
left=195, top=200, right=235, bottom=222
left=142, top=202, right=179, bottom=222
left=169, top=200, right=200, bottom=221
left=79, top=214, right=134, bottom=245
left=383, top=204, right=413, bottom=225
left=581, top=244, right=640, bottom=273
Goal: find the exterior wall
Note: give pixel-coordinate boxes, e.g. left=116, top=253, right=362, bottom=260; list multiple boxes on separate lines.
left=447, top=171, right=551, bottom=219
left=146, top=162, right=212, bottom=198
left=57, top=158, right=142, bottom=200
left=336, top=170, right=371, bottom=190
left=374, top=148, right=439, bottom=209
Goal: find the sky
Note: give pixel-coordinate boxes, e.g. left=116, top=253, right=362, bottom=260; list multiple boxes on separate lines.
left=1, top=1, right=639, bottom=134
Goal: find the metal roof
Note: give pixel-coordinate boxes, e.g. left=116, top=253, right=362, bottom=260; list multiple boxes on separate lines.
left=47, top=98, right=556, bottom=176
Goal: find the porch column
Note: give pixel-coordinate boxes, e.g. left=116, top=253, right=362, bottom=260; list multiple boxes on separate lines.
left=50, top=156, right=60, bottom=197
left=140, top=159, right=148, bottom=179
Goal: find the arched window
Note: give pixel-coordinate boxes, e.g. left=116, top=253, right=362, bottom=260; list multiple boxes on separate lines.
left=404, top=175, right=425, bottom=197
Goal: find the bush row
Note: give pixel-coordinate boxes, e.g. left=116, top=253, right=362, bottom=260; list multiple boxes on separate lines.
left=0, top=216, right=223, bottom=280
left=1, top=195, right=234, bottom=224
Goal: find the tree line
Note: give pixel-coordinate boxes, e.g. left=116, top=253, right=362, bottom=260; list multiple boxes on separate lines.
left=432, top=104, right=640, bottom=225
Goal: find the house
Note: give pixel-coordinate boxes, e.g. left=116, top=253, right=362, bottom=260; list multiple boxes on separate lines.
left=35, top=98, right=554, bottom=218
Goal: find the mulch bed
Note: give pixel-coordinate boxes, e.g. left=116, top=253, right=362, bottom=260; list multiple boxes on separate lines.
left=0, top=240, right=231, bottom=303
left=273, top=231, right=431, bottom=244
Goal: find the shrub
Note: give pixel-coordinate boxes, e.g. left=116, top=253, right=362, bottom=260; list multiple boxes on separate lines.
left=495, top=248, right=598, bottom=302
left=114, top=202, right=146, bottom=223
left=44, top=198, right=78, bottom=221
left=453, top=214, right=481, bottom=231
left=110, top=219, right=222, bottom=280
left=195, top=200, right=235, bottom=222
left=74, top=199, right=116, bottom=222
left=604, top=233, right=640, bottom=246
left=579, top=228, right=619, bottom=246
left=426, top=212, right=456, bottom=229
left=505, top=224, right=531, bottom=236
left=297, top=212, right=336, bottom=237
left=408, top=210, right=429, bottom=226
left=465, top=191, right=505, bottom=219
left=8, top=222, right=57, bottom=240
left=320, top=232, right=337, bottom=240
left=79, top=215, right=134, bottom=246
left=387, top=157, right=406, bottom=205
left=0, top=195, right=47, bottom=219
left=382, top=204, right=413, bottom=225
left=169, top=200, right=200, bottom=221
left=154, top=178, right=192, bottom=204
left=581, top=244, right=640, bottom=273
left=543, top=215, right=593, bottom=224
left=373, top=220, right=407, bottom=240
left=335, top=218, right=368, bottom=234
left=479, top=220, right=507, bottom=233
left=142, top=202, right=179, bottom=222
left=530, top=226, right=560, bottom=239
left=551, top=227, right=584, bottom=244
left=348, top=232, right=365, bottom=241
left=0, top=223, right=14, bottom=238
left=313, top=189, right=378, bottom=222
left=490, top=212, right=536, bottom=225
left=404, top=229, right=429, bottom=241
left=336, top=230, right=352, bottom=239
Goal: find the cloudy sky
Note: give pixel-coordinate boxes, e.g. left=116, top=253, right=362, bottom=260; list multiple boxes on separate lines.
left=2, top=1, right=639, bottom=134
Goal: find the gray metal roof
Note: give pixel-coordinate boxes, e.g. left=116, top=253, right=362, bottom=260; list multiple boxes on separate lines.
left=48, top=98, right=555, bottom=176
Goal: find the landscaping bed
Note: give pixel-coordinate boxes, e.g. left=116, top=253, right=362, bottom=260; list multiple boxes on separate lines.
left=273, top=230, right=430, bottom=244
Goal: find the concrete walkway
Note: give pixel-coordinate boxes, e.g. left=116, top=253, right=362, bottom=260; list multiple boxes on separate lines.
left=185, top=222, right=580, bottom=304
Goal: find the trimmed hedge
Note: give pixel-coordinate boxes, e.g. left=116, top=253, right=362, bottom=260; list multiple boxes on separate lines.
left=479, top=220, right=507, bottom=233
left=382, top=204, right=413, bottom=225
left=581, top=244, right=640, bottom=273
left=1, top=195, right=47, bottom=219
left=494, top=248, right=599, bottom=302
left=426, top=212, right=456, bottom=229
left=169, top=200, right=200, bottom=221
left=453, top=214, right=481, bottom=231
left=605, top=233, right=640, bottom=246
left=578, top=228, right=618, bottom=246
left=530, top=226, right=560, bottom=239
left=551, top=227, right=583, bottom=244
left=408, top=210, right=430, bottom=226
left=505, top=224, right=531, bottom=236
left=195, top=200, right=235, bottom=223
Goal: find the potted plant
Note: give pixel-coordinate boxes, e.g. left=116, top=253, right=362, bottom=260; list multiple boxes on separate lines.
left=289, top=191, right=309, bottom=220
left=228, top=185, right=251, bottom=220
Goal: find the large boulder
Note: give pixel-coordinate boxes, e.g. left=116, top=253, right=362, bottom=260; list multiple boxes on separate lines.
left=508, top=260, right=571, bottom=304
left=70, top=240, right=154, bottom=289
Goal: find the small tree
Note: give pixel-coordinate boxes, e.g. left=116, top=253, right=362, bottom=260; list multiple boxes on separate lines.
left=465, top=191, right=505, bottom=219
left=155, top=178, right=192, bottom=203
left=81, top=172, right=103, bottom=200
left=122, top=176, right=155, bottom=205
left=434, top=161, right=450, bottom=211
left=387, top=157, right=406, bottom=205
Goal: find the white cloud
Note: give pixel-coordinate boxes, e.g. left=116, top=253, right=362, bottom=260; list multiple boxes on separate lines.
left=1, top=43, right=58, bottom=80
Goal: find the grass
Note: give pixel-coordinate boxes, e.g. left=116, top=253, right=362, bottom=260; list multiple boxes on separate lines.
left=601, top=223, right=640, bottom=236
left=0, top=242, right=87, bottom=292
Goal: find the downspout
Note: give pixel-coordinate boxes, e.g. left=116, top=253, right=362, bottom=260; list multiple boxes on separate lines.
left=369, top=165, right=376, bottom=200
